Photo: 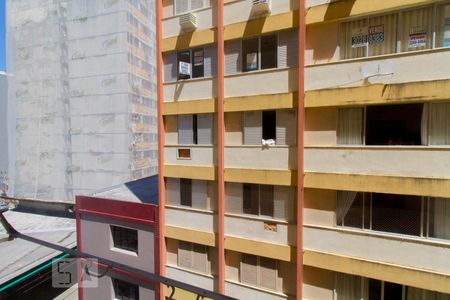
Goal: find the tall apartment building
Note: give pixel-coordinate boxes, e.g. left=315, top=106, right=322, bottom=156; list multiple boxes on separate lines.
left=6, top=0, right=157, bottom=201
left=0, top=72, right=9, bottom=192
left=157, top=0, right=450, bottom=299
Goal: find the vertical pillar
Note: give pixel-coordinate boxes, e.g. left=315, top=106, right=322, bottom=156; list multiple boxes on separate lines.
left=156, top=0, right=166, bottom=299
left=75, top=198, right=84, bottom=300
left=217, top=0, right=226, bottom=295
left=297, top=0, right=306, bottom=299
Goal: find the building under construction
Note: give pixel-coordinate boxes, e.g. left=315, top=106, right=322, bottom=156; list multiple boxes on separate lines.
left=5, top=0, right=157, bottom=201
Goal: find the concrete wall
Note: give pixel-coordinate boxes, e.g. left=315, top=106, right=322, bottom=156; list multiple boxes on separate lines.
left=83, top=269, right=156, bottom=300
left=304, top=188, right=336, bottom=227
left=166, top=265, right=215, bottom=292
left=224, top=68, right=298, bottom=98
left=225, top=146, right=297, bottom=170
left=166, top=206, right=216, bottom=232
left=304, top=226, right=450, bottom=275
left=164, top=77, right=216, bottom=102
left=80, top=214, right=155, bottom=274
left=303, top=266, right=335, bottom=300
left=165, top=145, right=216, bottom=166
left=305, top=49, right=450, bottom=91
left=305, top=107, right=337, bottom=146
left=305, top=146, right=450, bottom=179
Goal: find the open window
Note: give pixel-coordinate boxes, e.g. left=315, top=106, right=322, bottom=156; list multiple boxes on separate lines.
left=262, top=110, right=276, bottom=141
left=365, top=104, right=425, bottom=145
left=180, top=178, right=192, bottom=207
left=242, top=38, right=259, bottom=72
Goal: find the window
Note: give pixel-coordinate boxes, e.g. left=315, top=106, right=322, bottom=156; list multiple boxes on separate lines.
left=243, top=184, right=274, bottom=218
left=178, top=114, right=212, bottom=145
left=111, top=226, right=138, bottom=253
left=180, top=178, right=192, bottom=206
left=174, top=0, right=205, bottom=15
left=113, top=278, right=139, bottom=300
left=365, top=104, right=424, bottom=145
left=242, top=35, right=277, bottom=72
left=178, top=241, right=209, bottom=273
left=437, top=4, right=450, bottom=48
left=337, top=104, right=428, bottom=146
left=340, top=6, right=440, bottom=59
left=335, top=273, right=450, bottom=300
left=240, top=254, right=277, bottom=291
left=243, top=110, right=278, bottom=145
left=336, top=191, right=450, bottom=240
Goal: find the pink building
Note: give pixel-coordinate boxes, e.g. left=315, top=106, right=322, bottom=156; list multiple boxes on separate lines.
left=76, top=176, right=159, bottom=300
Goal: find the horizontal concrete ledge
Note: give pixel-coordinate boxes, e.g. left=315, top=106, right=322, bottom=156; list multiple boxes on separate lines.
left=303, top=250, right=450, bottom=294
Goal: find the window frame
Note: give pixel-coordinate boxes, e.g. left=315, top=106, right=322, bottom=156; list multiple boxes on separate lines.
left=338, top=3, right=449, bottom=60
left=242, top=183, right=275, bottom=218
left=111, top=225, right=138, bottom=254
left=176, top=48, right=205, bottom=80
left=173, top=0, right=206, bottom=16
left=112, top=278, right=140, bottom=300
left=177, top=241, right=210, bottom=274
left=239, top=254, right=278, bottom=291
left=241, top=33, right=279, bottom=72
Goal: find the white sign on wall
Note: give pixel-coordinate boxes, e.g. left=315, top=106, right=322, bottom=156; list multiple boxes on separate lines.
left=409, top=26, right=427, bottom=48
left=179, top=61, right=191, bottom=76
left=351, top=27, right=368, bottom=48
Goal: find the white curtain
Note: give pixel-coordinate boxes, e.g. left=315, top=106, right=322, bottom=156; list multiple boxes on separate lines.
left=337, top=108, right=364, bottom=145
left=340, top=19, right=368, bottom=59
left=429, top=102, right=450, bottom=145
left=336, top=191, right=359, bottom=226
left=368, top=13, right=397, bottom=56
left=437, top=4, right=450, bottom=48
left=335, top=273, right=362, bottom=300
left=433, top=198, right=450, bottom=240
left=401, top=7, right=433, bottom=52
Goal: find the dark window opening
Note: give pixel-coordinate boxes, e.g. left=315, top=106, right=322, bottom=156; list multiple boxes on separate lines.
left=261, top=35, right=277, bottom=69
left=243, top=183, right=259, bottom=215
left=368, top=279, right=382, bottom=300
left=111, top=226, right=138, bottom=253
left=193, top=114, right=198, bottom=145
left=339, top=192, right=364, bottom=228
left=372, top=193, right=421, bottom=236
left=192, top=49, right=204, bottom=78
left=180, top=178, right=192, bottom=206
left=262, top=110, right=276, bottom=141
left=365, top=104, right=424, bottom=145
left=384, top=281, right=403, bottom=300
left=113, top=278, right=139, bottom=300
left=242, top=38, right=259, bottom=72
left=177, top=50, right=191, bottom=80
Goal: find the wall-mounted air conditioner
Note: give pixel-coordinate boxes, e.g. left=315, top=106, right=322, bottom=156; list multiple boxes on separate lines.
left=179, top=12, right=197, bottom=32
left=252, top=0, right=271, bottom=15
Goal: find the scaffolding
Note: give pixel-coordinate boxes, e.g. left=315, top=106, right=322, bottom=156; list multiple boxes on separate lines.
left=6, top=0, right=158, bottom=201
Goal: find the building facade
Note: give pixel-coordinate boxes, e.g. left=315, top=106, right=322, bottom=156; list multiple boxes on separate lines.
left=157, top=0, right=450, bottom=299
left=0, top=72, right=9, bottom=194
left=6, top=0, right=157, bottom=201
left=76, top=178, right=159, bottom=300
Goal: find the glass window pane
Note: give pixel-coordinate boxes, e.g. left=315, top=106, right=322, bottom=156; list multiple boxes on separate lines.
left=242, top=38, right=259, bottom=72
left=261, top=35, right=277, bottom=69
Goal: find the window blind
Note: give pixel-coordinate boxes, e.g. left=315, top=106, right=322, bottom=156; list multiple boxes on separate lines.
left=243, top=111, right=262, bottom=145
left=278, top=29, right=299, bottom=68
left=240, top=254, right=258, bottom=286
left=192, top=179, right=208, bottom=209
left=259, top=185, right=274, bottom=218
left=196, top=114, right=213, bottom=145
left=401, top=7, right=433, bottom=52
left=178, top=114, right=194, bottom=144
left=166, top=178, right=180, bottom=206
left=224, top=40, right=242, bottom=75
left=204, top=45, right=217, bottom=77
left=163, top=52, right=177, bottom=82
left=178, top=241, right=192, bottom=269
left=276, top=110, right=296, bottom=145
left=259, top=258, right=277, bottom=290
left=192, top=244, right=208, bottom=273
left=341, top=18, right=368, bottom=59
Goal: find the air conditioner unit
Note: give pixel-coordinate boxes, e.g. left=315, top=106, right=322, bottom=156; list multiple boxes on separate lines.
left=179, top=12, right=197, bottom=32
left=252, top=0, right=271, bottom=15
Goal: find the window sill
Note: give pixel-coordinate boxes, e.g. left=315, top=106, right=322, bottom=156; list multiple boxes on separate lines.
left=225, top=279, right=287, bottom=298
left=225, top=144, right=294, bottom=149
left=304, top=224, right=450, bottom=249
left=225, top=212, right=290, bottom=225
left=163, top=76, right=215, bottom=85
left=110, top=247, right=138, bottom=257
left=305, top=46, right=450, bottom=68
left=166, top=264, right=214, bottom=279
left=224, top=66, right=294, bottom=78
left=304, top=145, right=450, bottom=151
left=165, top=144, right=214, bottom=148
left=166, top=204, right=215, bottom=214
